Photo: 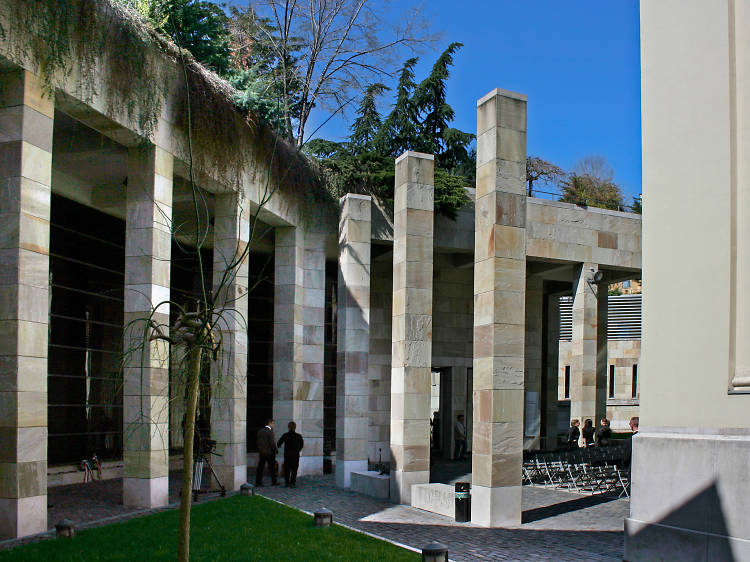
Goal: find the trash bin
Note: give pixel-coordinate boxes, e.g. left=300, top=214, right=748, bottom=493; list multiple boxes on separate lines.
left=455, top=482, right=470, bottom=522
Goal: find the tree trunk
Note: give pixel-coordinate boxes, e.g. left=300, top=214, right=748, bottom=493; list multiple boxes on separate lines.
left=178, top=345, right=203, bottom=562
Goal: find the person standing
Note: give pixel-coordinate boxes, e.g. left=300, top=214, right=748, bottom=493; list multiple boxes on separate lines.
left=277, top=421, right=304, bottom=488
left=454, top=414, right=467, bottom=460
left=596, top=418, right=612, bottom=447
left=582, top=418, right=596, bottom=447
left=622, top=416, right=639, bottom=468
left=568, top=419, right=581, bottom=449
left=255, top=418, right=278, bottom=487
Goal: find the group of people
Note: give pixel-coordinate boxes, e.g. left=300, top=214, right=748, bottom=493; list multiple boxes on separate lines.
left=567, top=416, right=639, bottom=449
left=255, top=418, right=304, bottom=488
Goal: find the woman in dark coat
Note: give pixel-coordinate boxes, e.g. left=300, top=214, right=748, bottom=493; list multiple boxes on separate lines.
left=582, top=418, right=596, bottom=447
left=567, top=419, right=581, bottom=448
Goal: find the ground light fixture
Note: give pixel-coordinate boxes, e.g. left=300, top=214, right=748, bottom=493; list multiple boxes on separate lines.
left=421, top=542, right=448, bottom=561
left=314, top=508, right=333, bottom=527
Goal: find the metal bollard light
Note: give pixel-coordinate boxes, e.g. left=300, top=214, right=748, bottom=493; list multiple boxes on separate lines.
left=55, top=519, right=75, bottom=539
left=314, top=508, right=333, bottom=527
left=240, top=483, right=254, bottom=496
left=421, top=542, right=448, bottom=562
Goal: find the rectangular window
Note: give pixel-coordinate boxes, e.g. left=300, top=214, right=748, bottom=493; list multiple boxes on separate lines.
left=609, top=365, right=616, bottom=398
left=564, top=366, right=571, bottom=398
left=622, top=280, right=631, bottom=289
left=632, top=364, right=638, bottom=398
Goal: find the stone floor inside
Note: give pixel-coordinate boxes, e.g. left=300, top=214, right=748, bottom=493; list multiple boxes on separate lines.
left=2, top=464, right=628, bottom=560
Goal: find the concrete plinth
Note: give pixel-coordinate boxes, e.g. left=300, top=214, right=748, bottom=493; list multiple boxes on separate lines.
left=389, top=152, right=434, bottom=504
left=0, top=69, right=53, bottom=539
left=122, top=144, right=173, bottom=508
left=625, top=428, right=750, bottom=561
left=351, top=470, right=389, bottom=499
left=411, top=483, right=455, bottom=518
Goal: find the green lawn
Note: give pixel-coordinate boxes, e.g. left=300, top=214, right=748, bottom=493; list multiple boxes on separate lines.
left=0, top=495, right=418, bottom=561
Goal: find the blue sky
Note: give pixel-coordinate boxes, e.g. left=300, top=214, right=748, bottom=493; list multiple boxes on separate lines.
left=307, top=0, right=642, bottom=202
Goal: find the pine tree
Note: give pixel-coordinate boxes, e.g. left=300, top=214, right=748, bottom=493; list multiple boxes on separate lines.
left=349, top=83, right=389, bottom=154
left=375, top=58, right=419, bottom=156
left=412, top=43, right=470, bottom=160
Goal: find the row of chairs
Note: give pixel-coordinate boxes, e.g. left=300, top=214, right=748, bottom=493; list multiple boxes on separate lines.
left=523, top=446, right=630, bottom=498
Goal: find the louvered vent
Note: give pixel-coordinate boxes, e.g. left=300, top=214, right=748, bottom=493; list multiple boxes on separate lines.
left=558, top=294, right=641, bottom=341
left=559, top=296, right=573, bottom=341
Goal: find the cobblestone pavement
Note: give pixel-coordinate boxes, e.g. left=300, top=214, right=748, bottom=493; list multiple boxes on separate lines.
left=258, top=475, right=627, bottom=561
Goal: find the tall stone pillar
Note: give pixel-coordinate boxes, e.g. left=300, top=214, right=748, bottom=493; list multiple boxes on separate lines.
left=336, top=194, right=371, bottom=488
left=524, top=275, right=543, bottom=450
left=123, top=144, right=173, bottom=508
left=0, top=69, right=52, bottom=539
left=570, top=263, right=607, bottom=424
left=273, top=228, right=325, bottom=475
left=210, top=193, right=249, bottom=491
left=544, top=295, right=560, bottom=449
left=390, top=152, right=434, bottom=504
left=472, top=88, right=527, bottom=527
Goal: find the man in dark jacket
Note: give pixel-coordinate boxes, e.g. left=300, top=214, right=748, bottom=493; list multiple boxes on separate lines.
left=277, top=421, right=304, bottom=488
left=255, top=418, right=278, bottom=486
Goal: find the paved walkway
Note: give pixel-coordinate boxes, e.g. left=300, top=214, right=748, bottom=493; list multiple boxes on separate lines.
left=5, top=469, right=626, bottom=561
left=259, top=475, right=627, bottom=561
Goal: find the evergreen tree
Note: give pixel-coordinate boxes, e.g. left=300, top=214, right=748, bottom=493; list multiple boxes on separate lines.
left=349, top=83, right=389, bottom=154
left=376, top=58, right=419, bottom=156
left=412, top=42, right=474, bottom=168
left=163, top=0, right=231, bottom=76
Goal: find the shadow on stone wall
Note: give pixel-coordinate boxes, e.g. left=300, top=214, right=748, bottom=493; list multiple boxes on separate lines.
left=626, top=481, right=733, bottom=561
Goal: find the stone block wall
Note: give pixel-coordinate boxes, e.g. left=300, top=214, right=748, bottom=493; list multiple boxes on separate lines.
left=526, top=199, right=641, bottom=270
left=368, top=256, right=392, bottom=463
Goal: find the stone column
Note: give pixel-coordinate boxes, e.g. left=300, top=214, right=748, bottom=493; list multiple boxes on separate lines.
left=210, top=193, right=249, bottom=491
left=390, top=152, right=434, bottom=504
left=336, top=194, right=371, bottom=488
left=0, top=69, right=52, bottom=539
left=570, top=263, right=607, bottom=424
left=544, top=295, right=560, bottom=449
left=273, top=228, right=325, bottom=475
left=472, top=88, right=527, bottom=527
left=123, top=145, right=173, bottom=508
left=524, top=275, right=543, bottom=450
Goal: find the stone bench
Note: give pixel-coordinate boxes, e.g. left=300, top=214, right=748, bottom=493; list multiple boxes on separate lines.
left=350, top=471, right=390, bottom=499
left=411, top=483, right=455, bottom=518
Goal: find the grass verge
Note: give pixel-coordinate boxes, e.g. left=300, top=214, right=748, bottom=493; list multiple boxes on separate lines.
left=0, top=495, right=418, bottom=561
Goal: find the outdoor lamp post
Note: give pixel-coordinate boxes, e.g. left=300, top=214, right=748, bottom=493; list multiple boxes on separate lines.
left=421, top=542, right=448, bottom=561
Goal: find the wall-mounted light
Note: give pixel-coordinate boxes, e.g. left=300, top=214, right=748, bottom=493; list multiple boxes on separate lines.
left=586, top=269, right=604, bottom=285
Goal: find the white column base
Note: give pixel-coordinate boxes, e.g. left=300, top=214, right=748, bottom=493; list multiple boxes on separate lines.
left=296, top=455, right=324, bottom=477
left=123, top=476, right=169, bottom=508
left=470, top=484, right=522, bottom=527
left=335, top=459, right=368, bottom=488
left=0, top=496, right=47, bottom=539
left=390, top=470, right=429, bottom=504
left=215, top=464, right=247, bottom=492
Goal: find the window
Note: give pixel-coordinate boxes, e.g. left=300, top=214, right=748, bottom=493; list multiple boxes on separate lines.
left=622, top=280, right=631, bottom=289
left=609, top=365, right=616, bottom=398
left=632, top=365, right=638, bottom=398
left=564, top=366, right=571, bottom=398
